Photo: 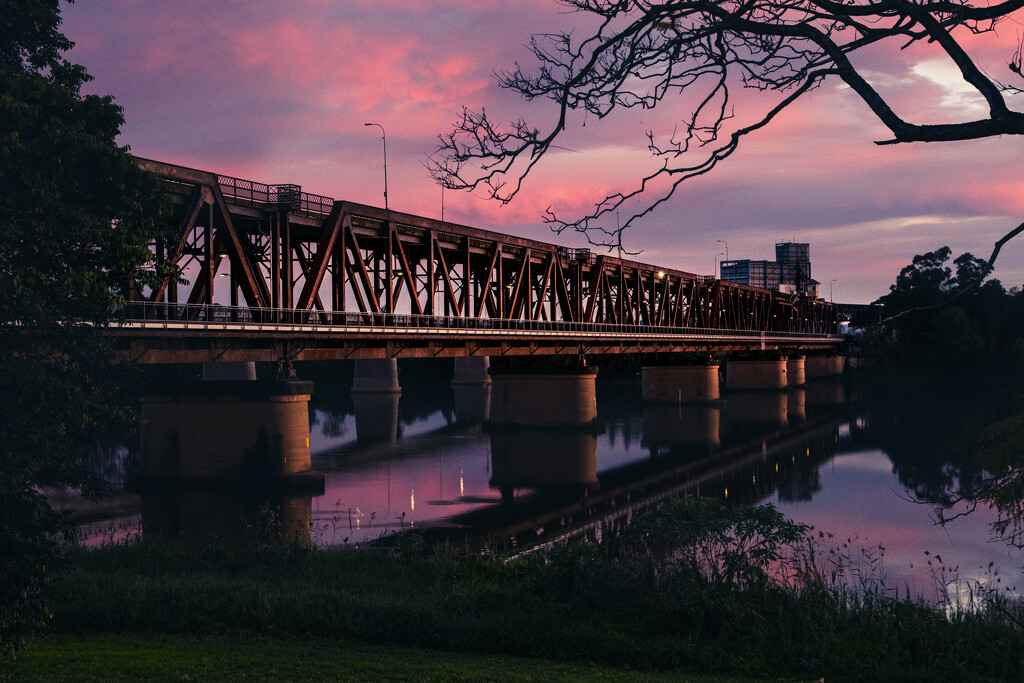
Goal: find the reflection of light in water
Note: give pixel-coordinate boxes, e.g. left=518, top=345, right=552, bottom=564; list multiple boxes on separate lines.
left=411, top=489, right=415, bottom=512
left=460, top=470, right=464, bottom=497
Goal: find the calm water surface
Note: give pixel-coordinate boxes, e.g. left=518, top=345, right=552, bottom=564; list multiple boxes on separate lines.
left=79, top=367, right=1024, bottom=600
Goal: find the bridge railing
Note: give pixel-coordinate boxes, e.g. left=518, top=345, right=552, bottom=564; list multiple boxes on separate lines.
left=216, top=174, right=334, bottom=216
left=119, top=302, right=842, bottom=341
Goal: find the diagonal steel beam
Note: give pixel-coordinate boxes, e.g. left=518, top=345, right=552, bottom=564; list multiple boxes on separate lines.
left=296, top=202, right=343, bottom=311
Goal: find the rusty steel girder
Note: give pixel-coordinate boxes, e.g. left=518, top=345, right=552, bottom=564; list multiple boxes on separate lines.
left=134, top=157, right=837, bottom=337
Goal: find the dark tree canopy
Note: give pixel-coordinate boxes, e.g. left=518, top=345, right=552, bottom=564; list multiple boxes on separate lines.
left=430, top=0, right=1024, bottom=257
left=0, top=0, right=173, bottom=654
left=870, top=246, right=1024, bottom=366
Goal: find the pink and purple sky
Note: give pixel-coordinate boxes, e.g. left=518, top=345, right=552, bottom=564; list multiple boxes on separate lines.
left=62, top=1, right=1024, bottom=304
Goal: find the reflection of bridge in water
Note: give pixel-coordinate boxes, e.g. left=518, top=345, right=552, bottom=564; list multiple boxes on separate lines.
left=69, top=374, right=863, bottom=550
left=446, top=396, right=854, bottom=554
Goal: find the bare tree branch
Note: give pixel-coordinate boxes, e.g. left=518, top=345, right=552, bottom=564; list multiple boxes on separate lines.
left=428, top=0, right=1024, bottom=255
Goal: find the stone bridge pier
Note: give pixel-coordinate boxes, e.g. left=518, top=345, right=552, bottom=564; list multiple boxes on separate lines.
left=350, top=359, right=402, bottom=445
left=451, top=356, right=492, bottom=425
left=488, top=367, right=598, bottom=428
left=486, top=366, right=599, bottom=502
left=641, top=363, right=721, bottom=403
left=140, top=366, right=321, bottom=487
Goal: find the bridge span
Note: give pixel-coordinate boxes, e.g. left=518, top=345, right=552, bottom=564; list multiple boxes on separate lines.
left=118, top=158, right=842, bottom=364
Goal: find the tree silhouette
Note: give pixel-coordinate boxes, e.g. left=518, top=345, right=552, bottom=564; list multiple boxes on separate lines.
left=1, top=0, right=174, bottom=653
left=430, top=0, right=1024, bottom=263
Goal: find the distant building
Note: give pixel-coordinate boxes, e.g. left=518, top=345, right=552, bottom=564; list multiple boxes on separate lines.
left=720, top=241, right=819, bottom=297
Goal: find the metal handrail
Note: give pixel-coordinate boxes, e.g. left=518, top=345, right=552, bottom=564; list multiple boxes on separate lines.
left=118, top=302, right=843, bottom=341
left=216, top=174, right=334, bottom=216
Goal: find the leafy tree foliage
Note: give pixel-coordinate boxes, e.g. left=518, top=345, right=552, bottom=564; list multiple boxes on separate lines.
left=0, top=0, right=173, bottom=654
left=872, top=246, right=1024, bottom=366
left=430, top=0, right=1024, bottom=260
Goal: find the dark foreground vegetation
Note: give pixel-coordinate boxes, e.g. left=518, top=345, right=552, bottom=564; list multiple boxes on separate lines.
left=4, top=497, right=1023, bottom=682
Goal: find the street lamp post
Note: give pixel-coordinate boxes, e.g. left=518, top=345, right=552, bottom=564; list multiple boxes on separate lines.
left=830, top=279, right=837, bottom=302
left=364, top=122, right=388, bottom=212
left=715, top=251, right=725, bottom=277
left=716, top=239, right=728, bottom=263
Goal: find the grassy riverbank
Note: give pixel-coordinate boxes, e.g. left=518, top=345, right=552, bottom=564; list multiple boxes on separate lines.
left=4, top=497, right=1023, bottom=682
left=4, top=633, right=766, bottom=682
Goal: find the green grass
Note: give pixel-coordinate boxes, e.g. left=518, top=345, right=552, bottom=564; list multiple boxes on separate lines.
left=2, top=633, right=767, bottom=682
left=6, top=497, right=1024, bottom=682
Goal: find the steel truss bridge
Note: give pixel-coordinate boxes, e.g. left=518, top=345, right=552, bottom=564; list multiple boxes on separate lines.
left=117, top=158, right=842, bottom=364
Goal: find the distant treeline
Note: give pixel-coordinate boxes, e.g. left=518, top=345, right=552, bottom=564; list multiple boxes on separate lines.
left=869, top=246, right=1024, bottom=367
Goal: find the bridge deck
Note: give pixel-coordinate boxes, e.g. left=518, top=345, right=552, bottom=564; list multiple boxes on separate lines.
left=115, top=303, right=842, bottom=363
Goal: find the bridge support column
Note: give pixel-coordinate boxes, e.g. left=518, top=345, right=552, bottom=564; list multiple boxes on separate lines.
left=641, top=364, right=720, bottom=403
left=452, top=356, right=491, bottom=425
left=352, top=358, right=401, bottom=393
left=202, top=362, right=257, bottom=382
left=452, top=356, right=491, bottom=385
left=140, top=380, right=320, bottom=485
left=351, top=359, right=402, bottom=445
left=786, top=356, right=805, bottom=386
left=805, top=356, right=846, bottom=378
left=488, top=368, right=597, bottom=427
left=725, top=358, right=788, bottom=390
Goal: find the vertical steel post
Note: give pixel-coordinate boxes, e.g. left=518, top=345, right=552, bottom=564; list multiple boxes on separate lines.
left=205, top=203, right=215, bottom=307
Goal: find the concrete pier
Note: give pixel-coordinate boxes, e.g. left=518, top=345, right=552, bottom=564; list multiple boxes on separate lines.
left=452, top=356, right=492, bottom=425
left=351, top=358, right=402, bottom=445
left=452, top=356, right=492, bottom=386
left=141, top=380, right=319, bottom=484
left=726, top=358, right=788, bottom=390
left=641, top=364, right=720, bottom=403
left=786, top=356, right=806, bottom=386
left=351, top=358, right=402, bottom=394
left=201, top=362, right=257, bottom=381
left=805, top=356, right=846, bottom=378
left=488, top=369, right=598, bottom=427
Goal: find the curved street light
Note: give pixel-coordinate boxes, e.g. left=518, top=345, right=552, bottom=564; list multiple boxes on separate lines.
left=716, top=239, right=728, bottom=263
left=364, top=122, right=388, bottom=212
left=830, top=279, right=837, bottom=302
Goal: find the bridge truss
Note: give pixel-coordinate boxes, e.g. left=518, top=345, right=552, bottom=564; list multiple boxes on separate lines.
left=120, top=159, right=841, bottom=363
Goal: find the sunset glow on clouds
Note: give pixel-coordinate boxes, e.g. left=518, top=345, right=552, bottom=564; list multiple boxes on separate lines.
left=62, top=0, right=1024, bottom=302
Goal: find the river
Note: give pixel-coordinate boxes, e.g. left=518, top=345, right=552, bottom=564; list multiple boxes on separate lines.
left=73, top=361, right=1024, bottom=602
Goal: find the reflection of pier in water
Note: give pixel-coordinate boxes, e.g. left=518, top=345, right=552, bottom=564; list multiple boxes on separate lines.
left=69, top=370, right=853, bottom=548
